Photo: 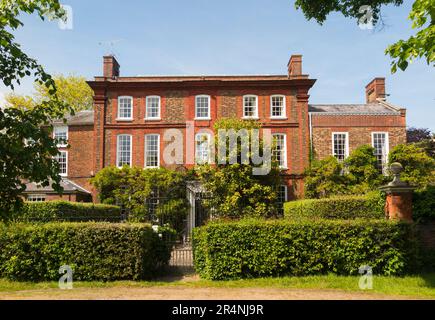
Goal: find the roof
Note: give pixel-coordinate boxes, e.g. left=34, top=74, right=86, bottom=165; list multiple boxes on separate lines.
left=309, top=100, right=403, bottom=115
left=52, top=110, right=94, bottom=126
left=92, top=75, right=305, bottom=82
left=24, top=178, right=91, bottom=194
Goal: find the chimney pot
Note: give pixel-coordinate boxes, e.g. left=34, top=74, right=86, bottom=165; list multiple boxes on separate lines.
left=365, top=77, right=386, bottom=103
left=288, top=55, right=302, bottom=78
left=103, top=55, right=120, bottom=78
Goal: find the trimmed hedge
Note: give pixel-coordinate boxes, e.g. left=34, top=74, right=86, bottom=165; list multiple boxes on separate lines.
left=0, top=222, right=171, bottom=281
left=284, top=193, right=385, bottom=220
left=413, top=186, right=435, bottom=220
left=192, top=218, right=418, bottom=280
left=7, top=201, right=121, bottom=222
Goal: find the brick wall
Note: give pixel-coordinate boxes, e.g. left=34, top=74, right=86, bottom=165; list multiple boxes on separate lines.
left=311, top=114, right=406, bottom=160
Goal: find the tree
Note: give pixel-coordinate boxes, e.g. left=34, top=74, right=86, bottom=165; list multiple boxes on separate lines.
left=91, top=166, right=191, bottom=234
left=0, top=0, right=73, bottom=216
left=195, top=118, right=282, bottom=218
left=5, top=75, right=93, bottom=112
left=294, top=0, right=435, bottom=73
left=388, top=143, right=435, bottom=189
left=407, top=127, right=432, bottom=143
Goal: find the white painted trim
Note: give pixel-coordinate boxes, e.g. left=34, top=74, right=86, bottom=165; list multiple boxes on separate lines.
left=117, top=96, right=133, bottom=120
left=116, top=134, right=132, bottom=168
left=195, top=132, right=212, bottom=164
left=56, top=150, right=68, bottom=177
left=194, top=95, right=211, bottom=120
left=242, top=94, right=259, bottom=119
left=145, top=95, right=161, bottom=120
left=272, top=133, right=288, bottom=169
left=331, top=132, right=349, bottom=159
left=53, top=125, right=68, bottom=147
left=144, top=134, right=160, bottom=168
left=371, top=132, right=390, bottom=168
left=270, top=95, right=286, bottom=119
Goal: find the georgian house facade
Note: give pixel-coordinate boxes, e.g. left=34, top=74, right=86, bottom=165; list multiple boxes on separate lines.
left=24, top=54, right=407, bottom=203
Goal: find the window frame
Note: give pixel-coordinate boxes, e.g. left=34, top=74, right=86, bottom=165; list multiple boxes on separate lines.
left=242, top=95, right=259, bottom=119
left=54, top=150, right=68, bottom=177
left=371, top=132, right=389, bottom=171
left=116, top=134, right=132, bottom=168
left=117, top=96, right=133, bottom=120
left=194, top=95, right=211, bottom=120
left=331, top=132, right=349, bottom=161
left=270, top=95, right=287, bottom=119
left=144, top=134, right=160, bottom=168
left=145, top=95, right=161, bottom=120
left=53, top=125, right=68, bottom=147
left=195, top=132, right=212, bottom=164
left=27, top=194, right=46, bottom=202
left=272, top=133, right=288, bottom=169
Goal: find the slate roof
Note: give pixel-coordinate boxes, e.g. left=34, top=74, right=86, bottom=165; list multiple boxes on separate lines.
left=52, top=110, right=94, bottom=125
left=309, top=101, right=402, bottom=115
left=24, top=178, right=91, bottom=194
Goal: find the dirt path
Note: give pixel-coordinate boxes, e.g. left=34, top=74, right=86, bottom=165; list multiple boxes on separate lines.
left=0, top=286, right=417, bottom=300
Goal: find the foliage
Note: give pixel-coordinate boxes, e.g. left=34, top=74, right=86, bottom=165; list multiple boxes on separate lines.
left=388, top=143, right=435, bottom=190
left=386, top=0, right=435, bottom=73
left=284, top=191, right=385, bottom=220
left=407, top=127, right=433, bottom=143
left=192, top=218, right=418, bottom=280
left=91, top=166, right=191, bottom=233
left=0, top=222, right=171, bottom=281
left=294, top=0, right=434, bottom=73
left=0, top=0, right=73, bottom=216
left=413, top=185, right=435, bottom=220
left=4, top=201, right=121, bottom=223
left=305, top=145, right=385, bottom=198
left=195, top=118, right=282, bottom=218
left=5, top=74, right=94, bottom=112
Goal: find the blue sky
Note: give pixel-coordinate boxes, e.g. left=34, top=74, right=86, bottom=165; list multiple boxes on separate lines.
left=2, top=0, right=434, bottom=130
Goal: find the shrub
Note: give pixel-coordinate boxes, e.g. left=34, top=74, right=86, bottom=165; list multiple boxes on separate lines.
left=284, top=192, right=385, bottom=220
left=413, top=186, right=435, bottom=220
left=192, top=218, right=418, bottom=280
left=5, top=201, right=121, bottom=222
left=0, top=222, right=171, bottom=281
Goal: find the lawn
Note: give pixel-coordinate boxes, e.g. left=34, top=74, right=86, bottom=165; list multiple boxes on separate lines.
left=1, top=274, right=435, bottom=299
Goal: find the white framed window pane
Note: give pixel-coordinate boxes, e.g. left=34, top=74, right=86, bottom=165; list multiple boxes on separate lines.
left=117, top=135, right=131, bottom=167
left=373, top=133, right=388, bottom=170
left=243, top=96, right=257, bottom=117
left=333, top=133, right=348, bottom=161
left=145, top=134, right=159, bottom=168
left=195, top=96, right=210, bottom=118
left=54, top=151, right=67, bottom=176
left=271, top=96, right=285, bottom=117
left=118, top=97, right=132, bottom=119
left=272, top=134, right=286, bottom=168
left=54, top=126, right=68, bottom=146
left=146, top=96, right=160, bottom=118
left=27, top=195, right=46, bottom=202
left=195, top=134, right=210, bottom=164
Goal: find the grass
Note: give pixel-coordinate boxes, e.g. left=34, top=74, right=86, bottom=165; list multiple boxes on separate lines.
left=1, top=274, right=435, bottom=298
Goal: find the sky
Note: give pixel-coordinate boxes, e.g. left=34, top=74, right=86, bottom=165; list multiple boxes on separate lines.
left=2, top=0, right=434, bottom=130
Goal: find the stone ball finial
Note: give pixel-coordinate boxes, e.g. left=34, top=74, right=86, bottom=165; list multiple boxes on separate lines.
left=388, top=162, right=408, bottom=187
left=390, top=162, right=403, bottom=175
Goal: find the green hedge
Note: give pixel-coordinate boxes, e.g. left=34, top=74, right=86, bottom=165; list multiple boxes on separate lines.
left=193, top=218, right=418, bottom=280
left=7, top=201, right=121, bottom=222
left=413, top=186, right=435, bottom=220
left=0, top=222, right=171, bottom=281
left=284, top=193, right=385, bottom=220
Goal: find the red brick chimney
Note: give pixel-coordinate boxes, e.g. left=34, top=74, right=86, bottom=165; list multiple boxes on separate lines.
left=287, top=55, right=302, bottom=78
left=365, top=77, right=386, bottom=103
left=103, top=55, right=120, bottom=79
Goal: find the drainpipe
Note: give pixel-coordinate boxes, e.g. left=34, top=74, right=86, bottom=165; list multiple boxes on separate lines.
left=308, top=112, right=313, bottom=162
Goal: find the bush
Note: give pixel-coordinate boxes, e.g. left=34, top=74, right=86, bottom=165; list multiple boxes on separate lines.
left=284, top=192, right=385, bottom=220
left=192, top=218, right=418, bottom=280
left=413, top=186, right=435, bottom=220
left=0, top=222, right=171, bottom=281
left=5, top=201, right=121, bottom=222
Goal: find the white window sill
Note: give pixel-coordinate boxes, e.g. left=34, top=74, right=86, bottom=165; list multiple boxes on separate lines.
left=59, top=174, right=68, bottom=177
left=145, top=166, right=160, bottom=169
left=242, top=116, right=259, bottom=120
left=57, top=144, right=68, bottom=148
left=271, top=117, right=288, bottom=120
left=194, top=117, right=211, bottom=121
left=144, top=118, right=161, bottom=121
left=116, top=118, right=133, bottom=122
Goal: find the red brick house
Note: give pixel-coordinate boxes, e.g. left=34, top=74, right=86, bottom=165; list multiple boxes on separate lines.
left=24, top=54, right=406, bottom=204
